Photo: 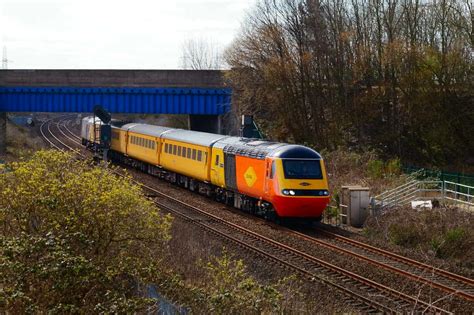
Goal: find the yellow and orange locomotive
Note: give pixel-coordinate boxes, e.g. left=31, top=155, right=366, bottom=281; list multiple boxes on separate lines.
left=81, top=117, right=330, bottom=221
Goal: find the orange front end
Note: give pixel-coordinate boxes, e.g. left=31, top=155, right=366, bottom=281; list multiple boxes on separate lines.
left=270, top=195, right=330, bottom=218
left=264, top=156, right=330, bottom=218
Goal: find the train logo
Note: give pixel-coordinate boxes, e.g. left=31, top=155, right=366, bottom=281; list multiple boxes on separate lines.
left=244, top=166, right=257, bottom=187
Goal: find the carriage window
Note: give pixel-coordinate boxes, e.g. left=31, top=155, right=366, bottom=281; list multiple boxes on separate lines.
left=181, top=147, right=187, bottom=157
left=197, top=151, right=202, bottom=161
left=215, top=155, right=219, bottom=166
left=178, top=146, right=182, bottom=156
left=173, top=145, right=177, bottom=155
left=187, top=148, right=191, bottom=158
left=192, top=149, right=197, bottom=160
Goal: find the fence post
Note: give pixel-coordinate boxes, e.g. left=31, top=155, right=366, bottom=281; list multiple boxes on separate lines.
left=442, top=181, right=446, bottom=204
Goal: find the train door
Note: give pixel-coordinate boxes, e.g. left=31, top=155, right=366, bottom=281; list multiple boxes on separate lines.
left=264, top=158, right=272, bottom=196
left=210, top=147, right=225, bottom=187
left=224, top=153, right=237, bottom=191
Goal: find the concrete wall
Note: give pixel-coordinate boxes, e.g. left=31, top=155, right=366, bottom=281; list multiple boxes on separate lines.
left=0, top=69, right=227, bottom=88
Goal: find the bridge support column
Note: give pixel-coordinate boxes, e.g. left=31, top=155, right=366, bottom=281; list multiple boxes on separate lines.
left=188, top=115, right=222, bottom=134
left=0, top=112, right=6, bottom=155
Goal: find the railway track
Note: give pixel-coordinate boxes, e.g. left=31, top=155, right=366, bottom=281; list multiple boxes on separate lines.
left=290, top=227, right=474, bottom=301
left=39, top=115, right=471, bottom=313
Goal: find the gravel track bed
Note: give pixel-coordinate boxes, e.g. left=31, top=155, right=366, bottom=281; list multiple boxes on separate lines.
left=314, top=224, right=474, bottom=279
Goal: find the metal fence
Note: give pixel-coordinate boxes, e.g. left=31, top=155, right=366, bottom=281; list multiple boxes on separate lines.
left=403, top=166, right=474, bottom=190
left=372, top=180, right=474, bottom=210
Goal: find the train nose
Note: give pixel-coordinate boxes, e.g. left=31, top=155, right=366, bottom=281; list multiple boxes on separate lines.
left=272, top=195, right=330, bottom=218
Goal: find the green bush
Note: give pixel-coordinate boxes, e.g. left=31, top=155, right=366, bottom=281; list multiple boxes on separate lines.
left=436, top=227, right=470, bottom=259
left=365, top=206, right=474, bottom=267
left=0, top=150, right=173, bottom=313
left=386, top=158, right=401, bottom=175
left=388, top=223, right=421, bottom=247
left=199, top=249, right=286, bottom=314
left=367, top=159, right=385, bottom=178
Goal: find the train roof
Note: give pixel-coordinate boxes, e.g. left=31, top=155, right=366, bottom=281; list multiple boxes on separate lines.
left=222, top=139, right=321, bottom=160
left=223, top=139, right=287, bottom=159
left=162, top=129, right=228, bottom=147
left=269, top=145, right=321, bottom=159
left=121, top=123, right=175, bottom=137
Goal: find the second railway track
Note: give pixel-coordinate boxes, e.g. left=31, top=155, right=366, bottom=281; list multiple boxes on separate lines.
left=39, top=115, right=473, bottom=313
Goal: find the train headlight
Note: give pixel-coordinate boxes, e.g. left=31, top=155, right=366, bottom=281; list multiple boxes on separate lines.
left=282, top=189, right=290, bottom=195
left=289, top=190, right=295, bottom=196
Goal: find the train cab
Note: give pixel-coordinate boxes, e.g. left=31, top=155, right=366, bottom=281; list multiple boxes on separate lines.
left=265, top=145, right=330, bottom=218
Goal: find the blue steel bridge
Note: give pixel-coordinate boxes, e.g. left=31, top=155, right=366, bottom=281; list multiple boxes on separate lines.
left=0, top=86, right=231, bottom=115
left=0, top=70, right=233, bottom=153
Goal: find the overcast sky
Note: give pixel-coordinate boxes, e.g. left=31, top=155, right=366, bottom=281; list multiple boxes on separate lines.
left=0, top=0, right=255, bottom=69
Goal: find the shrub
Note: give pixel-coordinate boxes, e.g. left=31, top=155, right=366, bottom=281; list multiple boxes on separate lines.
left=386, top=158, right=401, bottom=176
left=388, top=223, right=421, bottom=247
left=365, top=206, right=474, bottom=267
left=0, top=150, right=173, bottom=313
left=198, top=249, right=288, bottom=314
left=367, top=159, right=385, bottom=179
left=437, top=227, right=471, bottom=259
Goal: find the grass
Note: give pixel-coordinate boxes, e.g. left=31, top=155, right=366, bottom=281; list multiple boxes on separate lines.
left=3, top=121, right=45, bottom=161
left=364, top=205, right=474, bottom=269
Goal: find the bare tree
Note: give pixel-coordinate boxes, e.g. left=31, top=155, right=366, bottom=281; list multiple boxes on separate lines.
left=180, top=38, right=223, bottom=70
left=226, top=0, right=474, bottom=167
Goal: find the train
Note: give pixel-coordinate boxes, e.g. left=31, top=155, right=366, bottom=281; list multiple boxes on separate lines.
left=81, top=117, right=330, bottom=221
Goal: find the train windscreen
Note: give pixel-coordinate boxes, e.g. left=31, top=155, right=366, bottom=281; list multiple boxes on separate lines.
left=282, top=159, right=323, bottom=179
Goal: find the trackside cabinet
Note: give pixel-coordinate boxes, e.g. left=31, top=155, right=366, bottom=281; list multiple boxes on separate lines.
left=340, top=186, right=370, bottom=227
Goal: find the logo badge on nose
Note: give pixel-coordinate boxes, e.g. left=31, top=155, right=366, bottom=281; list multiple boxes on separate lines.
left=300, top=182, right=311, bottom=186
left=244, top=167, right=257, bottom=187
